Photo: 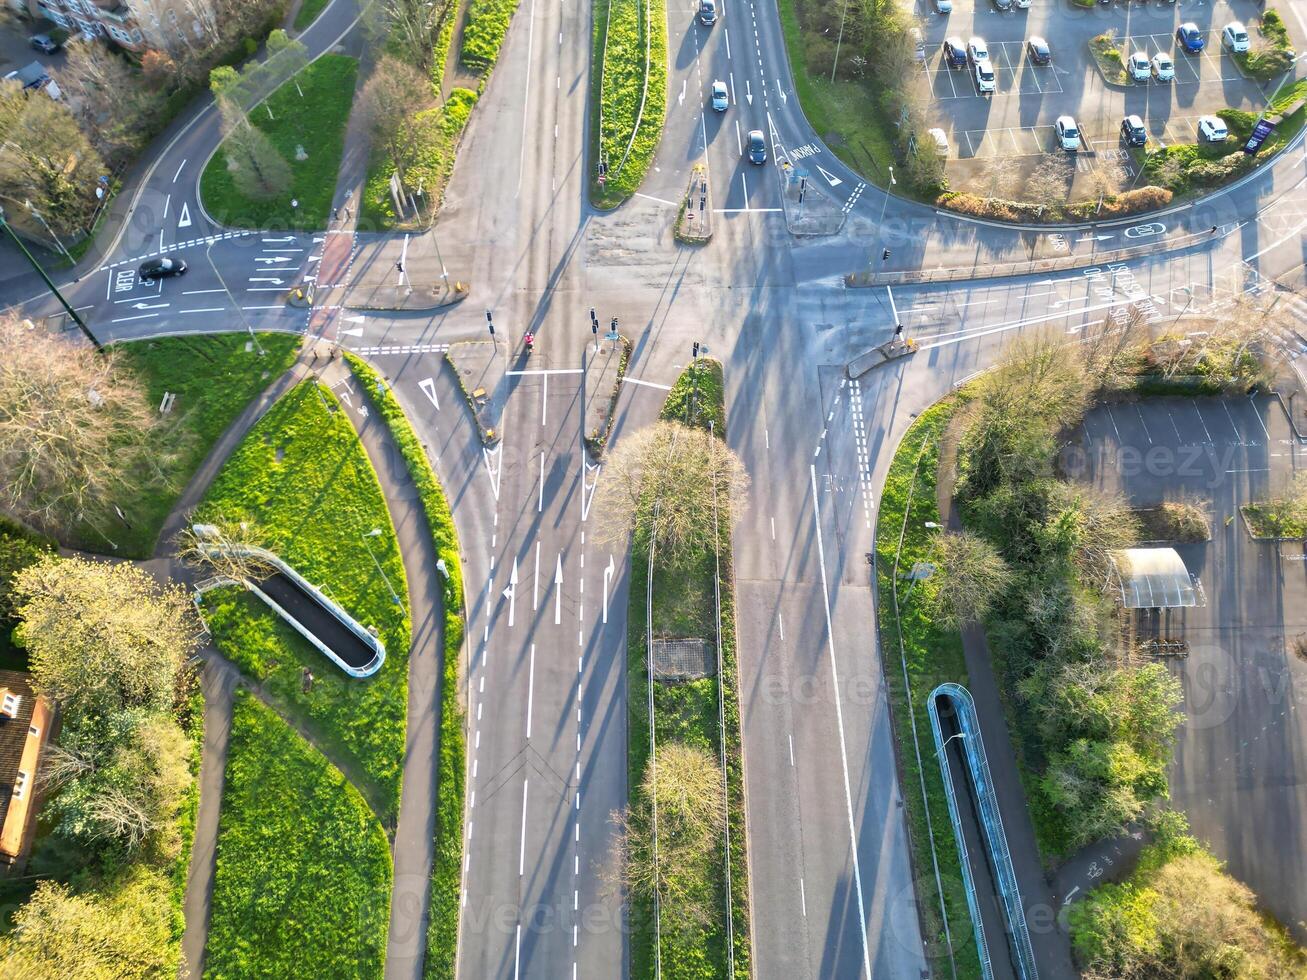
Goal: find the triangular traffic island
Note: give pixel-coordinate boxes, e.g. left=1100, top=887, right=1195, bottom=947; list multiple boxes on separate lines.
left=445, top=340, right=506, bottom=445
left=582, top=333, right=630, bottom=459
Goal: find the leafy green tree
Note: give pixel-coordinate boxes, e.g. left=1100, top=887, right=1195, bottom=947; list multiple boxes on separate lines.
left=216, top=98, right=292, bottom=201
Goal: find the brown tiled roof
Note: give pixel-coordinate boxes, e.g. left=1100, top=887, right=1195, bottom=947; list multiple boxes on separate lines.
left=0, top=670, right=38, bottom=834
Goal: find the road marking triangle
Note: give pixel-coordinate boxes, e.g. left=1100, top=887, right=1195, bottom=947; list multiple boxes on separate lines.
left=177, top=202, right=192, bottom=228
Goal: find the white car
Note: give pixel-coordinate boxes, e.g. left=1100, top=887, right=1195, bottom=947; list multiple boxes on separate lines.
left=1055, top=115, right=1081, bottom=151
left=1151, top=52, right=1175, bottom=81
left=1128, top=51, right=1151, bottom=82
left=967, top=36, right=989, bottom=64
left=1014, top=0, right=1030, bottom=9
left=974, top=58, right=996, bottom=93
left=710, top=80, right=728, bottom=111
left=1222, top=21, right=1250, bottom=54
left=934, top=0, right=953, bottom=14
left=1198, top=115, right=1229, bottom=142
left=927, top=128, right=949, bottom=154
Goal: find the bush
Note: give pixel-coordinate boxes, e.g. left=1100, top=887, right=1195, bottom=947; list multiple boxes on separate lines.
left=1135, top=502, right=1209, bottom=543
left=1235, top=10, right=1297, bottom=81
left=460, top=0, right=519, bottom=73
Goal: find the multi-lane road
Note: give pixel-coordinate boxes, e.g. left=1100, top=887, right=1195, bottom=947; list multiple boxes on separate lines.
left=8, top=0, right=1307, bottom=975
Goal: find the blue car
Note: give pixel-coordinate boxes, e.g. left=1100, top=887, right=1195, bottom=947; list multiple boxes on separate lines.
left=1176, top=23, right=1205, bottom=53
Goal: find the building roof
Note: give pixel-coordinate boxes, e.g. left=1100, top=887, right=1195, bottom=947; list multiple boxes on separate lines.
left=0, top=670, right=38, bottom=833
left=1108, top=548, right=1205, bottom=609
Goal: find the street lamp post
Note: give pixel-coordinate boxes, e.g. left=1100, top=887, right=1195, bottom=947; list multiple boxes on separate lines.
left=871, top=167, right=896, bottom=275
left=362, top=529, right=402, bottom=606
left=0, top=205, right=101, bottom=351
left=936, top=731, right=966, bottom=761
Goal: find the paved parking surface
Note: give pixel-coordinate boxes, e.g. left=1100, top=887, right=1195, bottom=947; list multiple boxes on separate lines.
left=924, top=43, right=1064, bottom=100
left=1067, top=393, right=1307, bottom=945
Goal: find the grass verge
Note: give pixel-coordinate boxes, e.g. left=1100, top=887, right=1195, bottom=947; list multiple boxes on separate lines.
left=66, top=333, right=301, bottom=558
left=200, top=54, right=358, bottom=231
left=359, top=88, right=479, bottom=231
left=625, top=359, right=750, bottom=979
left=292, top=0, right=329, bottom=30
left=1241, top=502, right=1307, bottom=539
left=1232, top=10, right=1297, bottom=81
left=203, top=692, right=392, bottom=979
left=872, top=399, right=984, bottom=980
left=589, top=0, right=668, bottom=208
left=461, top=0, right=520, bottom=74
left=342, top=354, right=467, bottom=980
left=197, top=380, right=411, bottom=823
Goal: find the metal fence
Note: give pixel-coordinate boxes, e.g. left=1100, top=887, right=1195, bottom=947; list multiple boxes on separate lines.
left=928, top=683, right=1039, bottom=980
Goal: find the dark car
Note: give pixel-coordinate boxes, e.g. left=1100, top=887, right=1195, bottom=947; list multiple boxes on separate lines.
left=30, top=33, right=62, bottom=54
left=1176, top=23, right=1205, bottom=53
left=943, top=37, right=967, bottom=68
left=1120, top=115, right=1147, bottom=147
left=698, top=0, right=716, bottom=25
left=747, top=130, right=766, bottom=164
left=139, top=257, right=187, bottom=279
left=1026, top=36, right=1051, bottom=65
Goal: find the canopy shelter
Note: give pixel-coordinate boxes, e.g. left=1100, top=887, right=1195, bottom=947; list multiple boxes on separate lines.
left=1107, top=548, right=1205, bottom=609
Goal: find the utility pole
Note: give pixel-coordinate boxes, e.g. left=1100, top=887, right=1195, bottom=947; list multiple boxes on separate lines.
left=0, top=206, right=101, bottom=351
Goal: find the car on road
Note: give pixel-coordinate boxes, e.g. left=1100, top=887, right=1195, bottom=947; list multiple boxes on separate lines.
left=1014, top=0, right=1031, bottom=9
left=1055, top=115, right=1081, bottom=151
left=1128, top=51, right=1151, bottom=82
left=992, top=0, right=1011, bottom=10
left=973, top=58, right=996, bottom=93
left=698, top=0, right=716, bottom=25
left=967, top=36, right=989, bottom=65
left=139, top=257, right=187, bottom=279
left=30, top=34, right=61, bottom=54
left=1026, top=36, right=1051, bottom=66
left=933, top=0, right=953, bottom=14
left=711, top=80, right=728, bottom=111
left=1121, top=114, right=1148, bottom=146
left=927, top=128, right=950, bottom=154
left=1151, top=52, right=1175, bottom=81
left=747, top=130, right=766, bottom=164
left=943, top=37, right=968, bottom=68
left=1176, top=23, right=1205, bottom=53
left=1222, top=21, right=1250, bottom=54
left=1198, top=115, right=1229, bottom=142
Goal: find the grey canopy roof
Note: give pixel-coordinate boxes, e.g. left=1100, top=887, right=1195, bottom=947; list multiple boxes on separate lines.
left=1108, top=548, right=1204, bottom=609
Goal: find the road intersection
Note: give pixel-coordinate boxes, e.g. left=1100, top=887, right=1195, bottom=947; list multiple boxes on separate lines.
left=8, top=0, right=1307, bottom=975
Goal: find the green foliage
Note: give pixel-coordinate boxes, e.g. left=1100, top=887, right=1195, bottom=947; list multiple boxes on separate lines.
left=293, top=0, right=330, bottom=30
left=198, top=381, right=410, bottom=821
left=873, top=399, right=985, bottom=979
left=589, top=0, right=668, bottom=207
left=460, top=0, right=520, bottom=73
left=201, top=55, right=358, bottom=230
left=341, top=355, right=466, bottom=980
left=360, top=87, right=478, bottom=231
left=0, top=519, right=54, bottom=669
left=203, top=693, right=391, bottom=980
left=1233, top=10, right=1296, bottom=81
left=72, top=333, right=302, bottom=558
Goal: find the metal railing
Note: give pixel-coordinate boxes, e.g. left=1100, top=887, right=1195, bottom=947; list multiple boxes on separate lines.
left=928, top=683, right=1039, bottom=980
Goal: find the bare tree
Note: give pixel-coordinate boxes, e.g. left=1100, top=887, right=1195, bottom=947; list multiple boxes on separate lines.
left=1081, top=307, right=1147, bottom=394
left=358, top=55, right=437, bottom=186
left=978, top=155, right=1021, bottom=202
left=176, top=519, right=277, bottom=582
left=216, top=97, right=292, bottom=200
left=1087, top=158, right=1130, bottom=212
left=1024, top=153, right=1074, bottom=211
left=903, top=130, right=946, bottom=195
left=57, top=40, right=160, bottom=164
left=928, top=531, right=1013, bottom=626
left=594, top=421, right=750, bottom=562
left=381, top=0, right=450, bottom=72
left=0, top=314, right=169, bottom=534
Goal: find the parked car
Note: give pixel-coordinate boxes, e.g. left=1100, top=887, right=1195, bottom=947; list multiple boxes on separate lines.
left=1055, top=115, right=1081, bottom=151
left=747, top=130, right=766, bottom=164
left=1014, top=0, right=1031, bottom=9
left=934, top=0, right=953, bottom=14
left=1176, top=23, right=1205, bottom=54
left=1128, top=50, right=1151, bottom=81
left=974, top=58, right=996, bottom=93
left=139, top=257, right=187, bottom=279
left=1121, top=114, right=1148, bottom=146
left=911, top=28, right=926, bottom=62
left=943, top=37, right=968, bottom=68
left=1151, top=52, right=1175, bottom=81
left=992, top=0, right=1012, bottom=10
left=1027, top=36, right=1051, bottom=66
left=1197, top=115, right=1229, bottom=142
left=1222, top=22, right=1250, bottom=54
left=927, top=128, right=950, bottom=154
left=698, top=0, right=717, bottom=25
left=967, top=36, right=989, bottom=65
left=711, top=80, right=728, bottom=111
left=30, top=34, right=61, bottom=54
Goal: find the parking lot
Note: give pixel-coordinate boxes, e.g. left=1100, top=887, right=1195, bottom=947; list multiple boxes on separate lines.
left=913, top=0, right=1303, bottom=195
left=1066, top=393, right=1307, bottom=944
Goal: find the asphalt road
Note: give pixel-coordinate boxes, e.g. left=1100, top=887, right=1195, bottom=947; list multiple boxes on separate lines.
left=9, top=0, right=1307, bottom=972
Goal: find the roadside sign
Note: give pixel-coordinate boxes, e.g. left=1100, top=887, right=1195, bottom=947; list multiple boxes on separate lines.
left=1244, top=118, right=1276, bottom=155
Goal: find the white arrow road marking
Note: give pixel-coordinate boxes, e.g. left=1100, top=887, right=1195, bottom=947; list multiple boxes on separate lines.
left=816, top=164, right=842, bottom=187
left=131, top=302, right=169, bottom=310
left=581, top=458, right=601, bottom=522
left=1062, top=886, right=1080, bottom=905
left=504, top=557, right=518, bottom=627
left=777, top=80, right=787, bottom=105
left=307, top=254, right=322, bottom=264
left=745, top=80, right=753, bottom=105
left=255, top=256, right=292, bottom=264
left=418, top=378, right=440, bottom=410
left=177, top=202, right=192, bottom=228
left=262, top=236, right=295, bottom=243
left=338, top=388, right=353, bottom=408
left=679, top=78, right=686, bottom=105
left=602, top=555, right=615, bottom=623
left=554, top=553, right=563, bottom=625
left=483, top=446, right=503, bottom=501
left=343, top=315, right=366, bottom=323
left=249, top=277, right=284, bottom=284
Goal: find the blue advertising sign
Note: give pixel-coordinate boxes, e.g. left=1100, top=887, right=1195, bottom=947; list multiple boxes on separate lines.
left=1244, top=118, right=1276, bottom=155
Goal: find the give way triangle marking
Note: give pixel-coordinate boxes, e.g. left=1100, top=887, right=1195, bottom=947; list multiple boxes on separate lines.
left=177, top=202, right=192, bottom=228
left=816, top=165, right=842, bottom=187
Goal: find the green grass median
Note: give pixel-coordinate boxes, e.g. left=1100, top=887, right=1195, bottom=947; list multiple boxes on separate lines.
left=203, top=692, right=392, bottom=979
left=197, top=380, right=411, bottom=823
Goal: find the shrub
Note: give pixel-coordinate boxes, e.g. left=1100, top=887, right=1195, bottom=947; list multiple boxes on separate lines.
left=460, top=0, right=518, bottom=73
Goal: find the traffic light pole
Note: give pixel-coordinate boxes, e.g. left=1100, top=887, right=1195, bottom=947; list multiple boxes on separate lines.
left=0, top=207, right=101, bottom=351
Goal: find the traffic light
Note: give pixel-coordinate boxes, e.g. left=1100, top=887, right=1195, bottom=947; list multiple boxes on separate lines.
left=692, top=341, right=700, bottom=359
left=882, top=248, right=891, bottom=261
